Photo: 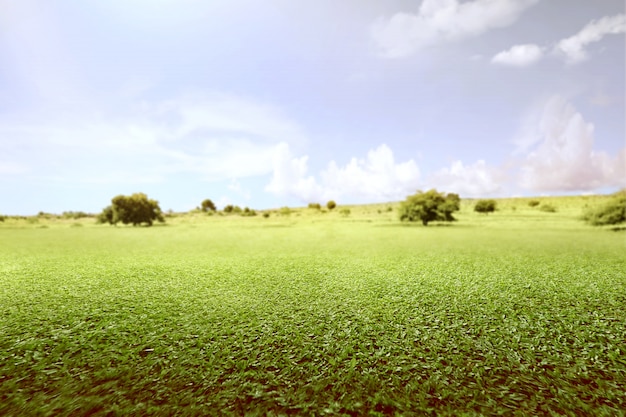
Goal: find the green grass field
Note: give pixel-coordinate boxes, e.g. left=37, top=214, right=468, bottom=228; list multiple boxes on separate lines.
left=1, top=196, right=625, bottom=416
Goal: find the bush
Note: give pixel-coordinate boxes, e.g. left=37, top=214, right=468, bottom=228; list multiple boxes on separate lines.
left=474, top=199, right=497, bottom=214
left=528, top=200, right=540, bottom=207
left=98, top=193, right=164, bottom=226
left=582, top=191, right=626, bottom=226
left=232, top=206, right=242, bottom=214
left=62, top=211, right=91, bottom=219
left=279, top=207, right=292, bottom=216
left=241, top=207, right=257, bottom=217
left=399, top=189, right=460, bottom=226
left=0, top=214, right=5, bottom=222
left=539, top=204, right=557, bottom=213
left=340, top=208, right=351, bottom=217
left=223, top=205, right=234, bottom=213
left=262, top=212, right=270, bottom=218
left=326, top=200, right=337, bottom=210
left=308, top=203, right=321, bottom=210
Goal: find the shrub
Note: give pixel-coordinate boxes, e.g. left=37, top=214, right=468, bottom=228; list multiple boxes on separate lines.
left=0, top=214, right=5, bottom=222
left=539, top=204, right=557, bottom=213
left=279, top=207, right=292, bottom=216
left=232, top=206, right=242, bottom=214
left=62, top=211, right=90, bottom=219
left=528, top=200, right=540, bottom=207
left=399, top=189, right=460, bottom=226
left=262, top=212, right=270, bottom=218
left=326, top=200, right=337, bottom=210
left=38, top=212, right=54, bottom=220
left=308, top=203, right=321, bottom=210
left=340, top=208, right=351, bottom=217
left=223, top=205, right=234, bottom=213
left=241, top=207, right=257, bottom=217
left=582, top=191, right=626, bottom=226
left=474, top=199, right=497, bottom=214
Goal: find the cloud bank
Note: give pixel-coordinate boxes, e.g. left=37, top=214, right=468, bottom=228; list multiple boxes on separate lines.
left=266, top=144, right=421, bottom=202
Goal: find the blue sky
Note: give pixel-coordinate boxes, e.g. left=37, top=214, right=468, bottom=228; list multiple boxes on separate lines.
left=1, top=0, right=624, bottom=215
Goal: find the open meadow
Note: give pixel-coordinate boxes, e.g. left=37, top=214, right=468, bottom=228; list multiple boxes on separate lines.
left=1, top=195, right=625, bottom=415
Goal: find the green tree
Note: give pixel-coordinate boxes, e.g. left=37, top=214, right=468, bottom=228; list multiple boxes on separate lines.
left=582, top=191, right=626, bottom=226
left=399, top=189, right=460, bottom=226
left=474, top=199, right=497, bottom=214
left=201, top=199, right=216, bottom=212
left=98, top=193, right=164, bottom=226
left=326, top=200, right=337, bottom=210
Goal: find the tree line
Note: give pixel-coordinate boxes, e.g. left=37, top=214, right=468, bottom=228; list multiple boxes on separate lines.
left=92, top=189, right=625, bottom=227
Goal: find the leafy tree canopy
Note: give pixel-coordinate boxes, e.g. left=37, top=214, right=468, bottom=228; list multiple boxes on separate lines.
left=399, top=189, right=460, bottom=226
left=98, top=193, right=164, bottom=226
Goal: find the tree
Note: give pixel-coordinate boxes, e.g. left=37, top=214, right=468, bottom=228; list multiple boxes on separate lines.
left=474, top=199, right=497, bottom=214
left=201, top=199, right=216, bottom=212
left=98, top=193, right=164, bottom=226
left=399, top=189, right=460, bottom=226
left=327, top=200, right=337, bottom=210
left=582, top=191, right=626, bottom=226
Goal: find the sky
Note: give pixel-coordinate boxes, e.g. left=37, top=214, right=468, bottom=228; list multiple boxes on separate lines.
left=1, top=0, right=624, bottom=215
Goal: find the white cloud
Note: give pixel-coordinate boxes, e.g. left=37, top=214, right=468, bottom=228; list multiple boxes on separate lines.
left=265, top=143, right=327, bottom=202
left=492, top=13, right=626, bottom=67
left=266, top=143, right=421, bottom=203
left=491, top=43, right=544, bottom=66
left=519, top=96, right=626, bottom=191
left=428, top=160, right=502, bottom=196
left=555, top=13, right=626, bottom=64
left=321, top=144, right=421, bottom=200
left=371, top=0, right=539, bottom=58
